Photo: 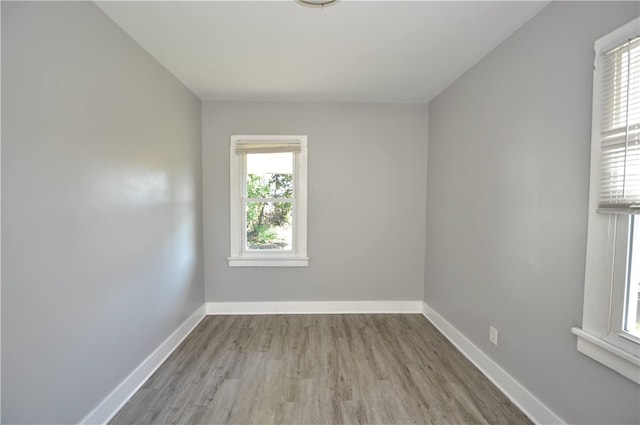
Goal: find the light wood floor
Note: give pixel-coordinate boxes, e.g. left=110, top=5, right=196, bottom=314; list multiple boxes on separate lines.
left=110, top=314, right=532, bottom=425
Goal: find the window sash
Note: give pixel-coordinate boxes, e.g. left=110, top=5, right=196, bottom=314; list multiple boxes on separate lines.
left=241, top=150, right=297, bottom=253
left=598, top=37, right=640, bottom=212
left=621, top=215, right=640, bottom=341
left=607, top=215, right=640, bottom=351
left=242, top=199, right=296, bottom=252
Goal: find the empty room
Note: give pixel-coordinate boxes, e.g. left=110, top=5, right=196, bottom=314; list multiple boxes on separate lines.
left=2, top=1, right=639, bottom=424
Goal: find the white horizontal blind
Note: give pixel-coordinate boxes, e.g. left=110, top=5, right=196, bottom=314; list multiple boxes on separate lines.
left=599, top=36, right=640, bottom=213
left=235, top=141, right=301, bottom=155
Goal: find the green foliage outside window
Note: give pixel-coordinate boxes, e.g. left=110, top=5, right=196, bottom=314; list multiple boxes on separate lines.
left=246, top=173, right=293, bottom=249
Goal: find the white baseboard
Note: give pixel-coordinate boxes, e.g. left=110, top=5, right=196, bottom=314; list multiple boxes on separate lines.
left=80, top=305, right=206, bottom=425
left=421, top=302, right=565, bottom=425
left=206, top=300, right=423, bottom=315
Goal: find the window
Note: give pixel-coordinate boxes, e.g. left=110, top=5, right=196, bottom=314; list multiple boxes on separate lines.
left=623, top=216, right=640, bottom=338
left=228, top=135, right=308, bottom=267
left=573, top=18, right=640, bottom=384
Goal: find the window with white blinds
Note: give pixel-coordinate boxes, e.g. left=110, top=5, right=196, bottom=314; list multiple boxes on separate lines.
left=228, top=135, right=309, bottom=267
left=598, top=36, right=640, bottom=213
left=577, top=18, right=640, bottom=385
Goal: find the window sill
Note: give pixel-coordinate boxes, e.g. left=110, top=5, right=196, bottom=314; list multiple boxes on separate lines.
left=227, top=257, right=309, bottom=267
left=571, top=327, right=640, bottom=384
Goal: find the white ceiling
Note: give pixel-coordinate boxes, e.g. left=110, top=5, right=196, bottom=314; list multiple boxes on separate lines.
left=97, top=1, right=549, bottom=103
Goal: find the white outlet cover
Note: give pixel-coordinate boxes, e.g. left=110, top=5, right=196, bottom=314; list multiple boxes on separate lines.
left=490, top=326, right=498, bottom=345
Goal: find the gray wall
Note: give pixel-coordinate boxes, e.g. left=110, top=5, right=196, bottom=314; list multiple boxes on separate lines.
left=425, top=2, right=639, bottom=424
left=1, top=2, right=204, bottom=423
left=204, top=102, right=427, bottom=302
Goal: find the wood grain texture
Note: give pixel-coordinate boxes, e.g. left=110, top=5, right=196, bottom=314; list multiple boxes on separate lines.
left=110, top=315, right=532, bottom=425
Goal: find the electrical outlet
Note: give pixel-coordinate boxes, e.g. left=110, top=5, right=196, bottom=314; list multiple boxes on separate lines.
left=490, top=326, right=498, bottom=346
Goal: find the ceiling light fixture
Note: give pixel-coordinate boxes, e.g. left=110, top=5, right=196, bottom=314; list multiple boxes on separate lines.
left=297, top=0, right=338, bottom=8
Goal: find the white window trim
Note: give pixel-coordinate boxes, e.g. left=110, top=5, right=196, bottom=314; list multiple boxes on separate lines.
left=228, top=135, right=309, bottom=267
left=573, top=18, right=640, bottom=384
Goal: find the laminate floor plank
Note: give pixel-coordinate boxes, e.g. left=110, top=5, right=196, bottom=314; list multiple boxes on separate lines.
left=110, top=314, right=532, bottom=425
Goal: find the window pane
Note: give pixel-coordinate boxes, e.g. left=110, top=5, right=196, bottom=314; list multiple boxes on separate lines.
left=626, top=215, right=640, bottom=336
left=246, top=153, right=293, bottom=198
left=246, top=201, right=292, bottom=250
